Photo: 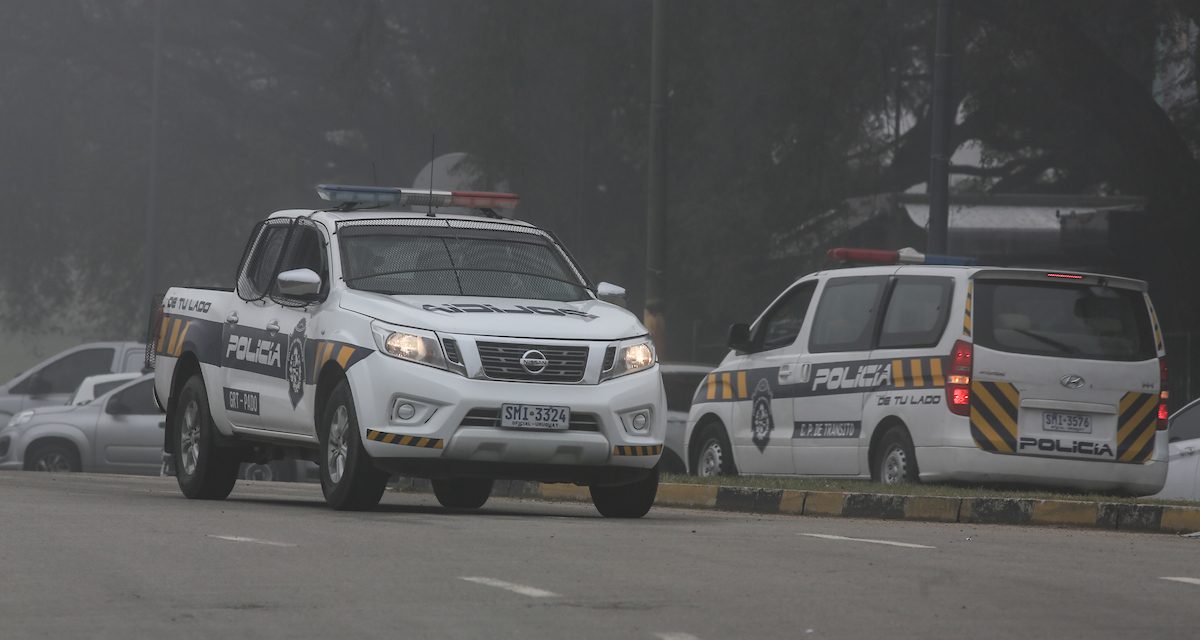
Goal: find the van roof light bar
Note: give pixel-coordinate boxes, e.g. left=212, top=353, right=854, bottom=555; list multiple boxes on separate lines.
left=827, top=247, right=977, bottom=266
left=316, top=184, right=519, bottom=215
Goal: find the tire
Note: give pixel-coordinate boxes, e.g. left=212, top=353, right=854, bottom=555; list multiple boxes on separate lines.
left=691, top=423, right=735, bottom=477
left=174, top=374, right=240, bottom=500
left=875, top=427, right=919, bottom=485
left=25, top=441, right=81, bottom=472
left=318, top=379, right=388, bottom=511
left=589, top=467, right=659, bottom=518
left=432, top=478, right=494, bottom=509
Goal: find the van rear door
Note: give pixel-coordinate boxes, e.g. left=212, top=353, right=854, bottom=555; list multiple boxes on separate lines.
left=970, top=271, right=1162, bottom=464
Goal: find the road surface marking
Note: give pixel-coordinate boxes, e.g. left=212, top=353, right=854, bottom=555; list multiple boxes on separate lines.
left=1161, top=577, right=1200, bottom=586
left=459, top=576, right=559, bottom=598
left=655, top=633, right=701, bottom=640
left=800, top=533, right=935, bottom=549
left=206, top=535, right=297, bottom=548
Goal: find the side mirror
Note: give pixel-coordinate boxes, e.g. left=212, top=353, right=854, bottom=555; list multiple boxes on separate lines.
left=727, top=323, right=753, bottom=352
left=28, top=374, right=51, bottom=397
left=276, top=268, right=322, bottom=297
left=596, top=282, right=627, bottom=305
left=106, top=398, right=130, bottom=416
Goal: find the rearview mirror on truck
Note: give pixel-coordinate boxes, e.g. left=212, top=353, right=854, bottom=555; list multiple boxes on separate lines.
left=596, top=282, right=627, bottom=306
left=727, top=323, right=753, bottom=352
left=276, top=268, right=322, bottom=297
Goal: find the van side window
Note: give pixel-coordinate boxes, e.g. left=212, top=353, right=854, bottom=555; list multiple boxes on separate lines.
left=12, top=348, right=115, bottom=395
left=878, top=277, right=954, bottom=349
left=809, top=277, right=887, bottom=353
left=1170, top=403, right=1200, bottom=443
left=754, top=282, right=816, bottom=352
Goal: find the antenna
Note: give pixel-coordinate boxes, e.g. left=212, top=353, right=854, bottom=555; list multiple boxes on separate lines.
left=427, top=133, right=436, bottom=217
left=371, top=161, right=379, bottom=186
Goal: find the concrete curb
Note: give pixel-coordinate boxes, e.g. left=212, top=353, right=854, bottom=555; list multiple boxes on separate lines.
left=393, top=478, right=1200, bottom=534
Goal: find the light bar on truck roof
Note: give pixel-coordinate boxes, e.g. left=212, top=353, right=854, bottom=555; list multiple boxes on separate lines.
left=316, top=184, right=520, bottom=211
left=827, top=247, right=977, bottom=266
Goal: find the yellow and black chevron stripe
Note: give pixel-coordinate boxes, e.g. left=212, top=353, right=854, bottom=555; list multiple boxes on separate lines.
left=703, top=370, right=750, bottom=401
left=613, top=444, right=663, bottom=456
left=890, top=357, right=945, bottom=389
left=364, top=429, right=444, bottom=449
left=1117, top=392, right=1157, bottom=463
left=963, top=281, right=974, bottom=337
left=970, top=380, right=1019, bottom=453
left=157, top=317, right=192, bottom=358
left=314, top=340, right=358, bottom=370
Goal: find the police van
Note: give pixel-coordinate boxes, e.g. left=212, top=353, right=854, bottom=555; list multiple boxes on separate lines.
left=684, top=248, right=1169, bottom=496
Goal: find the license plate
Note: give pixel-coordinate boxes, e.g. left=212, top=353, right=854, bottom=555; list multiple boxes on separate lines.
left=1043, top=411, right=1092, bottom=434
left=500, top=404, right=571, bottom=430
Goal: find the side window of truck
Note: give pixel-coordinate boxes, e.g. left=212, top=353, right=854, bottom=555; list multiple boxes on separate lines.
left=877, top=276, right=954, bottom=349
left=753, top=281, right=817, bottom=352
left=238, top=224, right=291, bottom=300
left=808, top=276, right=887, bottom=353
left=271, top=225, right=328, bottom=301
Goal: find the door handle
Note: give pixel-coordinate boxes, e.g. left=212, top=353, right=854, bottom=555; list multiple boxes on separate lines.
left=265, top=320, right=280, bottom=335
left=158, top=421, right=166, bottom=430
left=778, top=364, right=794, bottom=382
left=226, top=312, right=239, bottom=325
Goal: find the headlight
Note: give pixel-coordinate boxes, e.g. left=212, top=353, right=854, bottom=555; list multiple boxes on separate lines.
left=6, top=410, right=34, bottom=429
left=370, top=322, right=448, bottom=370
left=601, top=338, right=657, bottom=380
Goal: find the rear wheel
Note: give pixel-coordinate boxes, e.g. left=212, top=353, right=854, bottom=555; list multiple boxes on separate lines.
left=25, top=442, right=81, bottom=472
left=174, top=374, right=240, bottom=500
left=318, top=380, right=388, bottom=511
left=590, top=467, right=659, bottom=518
left=875, top=428, right=919, bottom=485
left=691, top=422, right=735, bottom=477
left=432, top=478, right=494, bottom=509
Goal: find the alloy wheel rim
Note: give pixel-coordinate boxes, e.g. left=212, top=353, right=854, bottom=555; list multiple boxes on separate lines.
left=180, top=399, right=201, bottom=476
left=327, top=405, right=350, bottom=484
left=35, top=452, right=71, bottom=472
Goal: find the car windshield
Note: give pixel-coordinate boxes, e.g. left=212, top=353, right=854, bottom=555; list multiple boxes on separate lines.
left=338, top=226, right=589, bottom=302
left=974, top=280, right=1155, bottom=361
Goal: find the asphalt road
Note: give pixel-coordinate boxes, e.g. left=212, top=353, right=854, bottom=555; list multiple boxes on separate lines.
left=0, top=472, right=1196, bottom=639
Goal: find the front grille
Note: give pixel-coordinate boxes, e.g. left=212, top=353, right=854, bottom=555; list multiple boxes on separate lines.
left=460, top=408, right=600, bottom=432
left=476, top=341, right=588, bottom=383
left=443, top=338, right=462, bottom=364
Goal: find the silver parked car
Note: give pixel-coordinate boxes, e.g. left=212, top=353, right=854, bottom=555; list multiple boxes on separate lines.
left=1154, top=398, right=1200, bottom=501
left=659, top=363, right=714, bottom=473
left=0, top=374, right=163, bottom=474
left=0, top=342, right=145, bottom=424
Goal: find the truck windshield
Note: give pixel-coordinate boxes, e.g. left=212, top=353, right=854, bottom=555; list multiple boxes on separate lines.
left=338, top=226, right=589, bottom=302
left=973, top=280, right=1155, bottom=361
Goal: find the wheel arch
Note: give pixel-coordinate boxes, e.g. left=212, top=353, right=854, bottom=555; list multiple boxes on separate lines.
left=687, top=413, right=735, bottom=474
left=314, top=361, right=349, bottom=430
left=23, top=434, right=84, bottom=471
left=165, top=352, right=203, bottom=454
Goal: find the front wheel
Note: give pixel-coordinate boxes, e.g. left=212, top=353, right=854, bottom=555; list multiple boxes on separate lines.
left=319, top=380, right=389, bottom=511
left=875, top=428, right=919, bottom=485
left=174, top=374, right=240, bottom=500
left=590, top=467, right=659, bottom=518
left=432, top=478, right=494, bottom=509
left=25, top=441, right=81, bottom=472
left=691, top=423, right=735, bottom=477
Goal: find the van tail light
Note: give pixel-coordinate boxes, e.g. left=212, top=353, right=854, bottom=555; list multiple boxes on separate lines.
left=1157, top=357, right=1169, bottom=430
left=946, top=339, right=973, bottom=416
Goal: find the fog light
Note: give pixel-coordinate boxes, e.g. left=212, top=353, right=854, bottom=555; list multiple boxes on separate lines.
left=394, top=402, right=416, bottom=421
left=632, top=413, right=648, bottom=431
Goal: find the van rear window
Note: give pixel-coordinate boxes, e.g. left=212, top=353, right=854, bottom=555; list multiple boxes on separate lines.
left=973, top=280, right=1155, bottom=361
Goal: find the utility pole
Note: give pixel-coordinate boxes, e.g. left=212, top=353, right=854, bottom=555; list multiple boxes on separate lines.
left=927, top=0, right=953, bottom=254
left=645, top=0, right=668, bottom=355
left=142, top=0, right=163, bottom=317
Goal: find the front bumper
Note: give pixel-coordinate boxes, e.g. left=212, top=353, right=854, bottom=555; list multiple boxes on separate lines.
left=918, top=445, right=1169, bottom=496
left=348, top=357, right=665, bottom=477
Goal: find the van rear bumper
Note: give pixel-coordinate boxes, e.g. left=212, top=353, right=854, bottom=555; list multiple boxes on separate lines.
left=917, top=446, right=1168, bottom=496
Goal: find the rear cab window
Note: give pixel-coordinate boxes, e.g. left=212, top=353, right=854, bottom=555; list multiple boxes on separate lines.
left=973, top=279, right=1155, bottom=361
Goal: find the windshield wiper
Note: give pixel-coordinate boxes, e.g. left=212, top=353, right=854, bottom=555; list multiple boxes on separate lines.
left=1012, top=328, right=1079, bottom=354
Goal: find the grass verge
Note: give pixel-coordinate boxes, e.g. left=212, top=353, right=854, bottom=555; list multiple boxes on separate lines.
left=661, top=473, right=1200, bottom=507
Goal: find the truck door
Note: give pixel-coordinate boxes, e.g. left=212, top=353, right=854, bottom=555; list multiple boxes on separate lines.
left=793, top=274, right=890, bottom=475
left=727, top=280, right=816, bottom=474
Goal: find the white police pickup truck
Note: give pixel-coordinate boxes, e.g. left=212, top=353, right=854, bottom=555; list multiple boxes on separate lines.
left=151, top=185, right=665, bottom=516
